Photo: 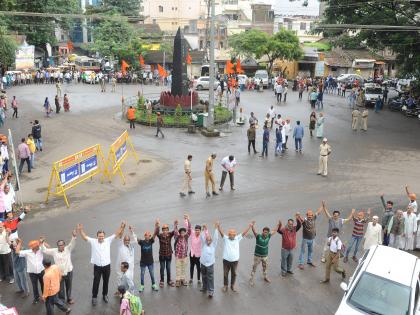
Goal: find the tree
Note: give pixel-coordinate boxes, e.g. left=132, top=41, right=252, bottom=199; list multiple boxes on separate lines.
left=84, top=16, right=146, bottom=69
left=319, top=0, right=420, bottom=79
left=0, top=25, right=17, bottom=68
left=1, top=0, right=80, bottom=47
left=86, top=0, right=141, bottom=17
left=229, top=29, right=303, bottom=76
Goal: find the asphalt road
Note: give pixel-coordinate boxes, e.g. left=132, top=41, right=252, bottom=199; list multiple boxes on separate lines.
left=0, top=82, right=419, bottom=315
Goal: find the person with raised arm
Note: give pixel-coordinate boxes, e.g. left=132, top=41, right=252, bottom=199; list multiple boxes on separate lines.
left=78, top=221, right=125, bottom=306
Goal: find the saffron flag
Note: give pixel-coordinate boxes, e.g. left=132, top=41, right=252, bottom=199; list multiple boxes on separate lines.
left=236, top=58, right=244, bottom=74
left=225, top=60, right=235, bottom=75
left=157, top=64, right=167, bottom=77
left=121, top=60, right=129, bottom=75
left=67, top=41, right=74, bottom=52
left=139, top=55, right=145, bottom=66
left=186, top=52, right=192, bottom=65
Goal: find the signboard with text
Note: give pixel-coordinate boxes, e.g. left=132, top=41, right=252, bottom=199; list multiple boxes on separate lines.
left=46, top=144, right=109, bottom=207
left=107, top=130, right=139, bottom=184
left=15, top=43, right=35, bottom=70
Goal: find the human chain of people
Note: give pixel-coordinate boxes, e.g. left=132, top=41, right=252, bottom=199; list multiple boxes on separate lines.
left=0, top=183, right=417, bottom=314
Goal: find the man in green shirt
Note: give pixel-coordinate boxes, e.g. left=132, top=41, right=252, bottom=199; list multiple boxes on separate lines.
left=249, top=221, right=280, bottom=286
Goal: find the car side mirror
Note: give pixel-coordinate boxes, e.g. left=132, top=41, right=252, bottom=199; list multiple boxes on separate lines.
left=340, top=282, right=348, bottom=292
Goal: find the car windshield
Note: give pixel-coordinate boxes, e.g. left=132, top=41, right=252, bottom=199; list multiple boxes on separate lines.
left=366, top=88, right=382, bottom=94
left=348, top=272, right=410, bottom=315
left=255, top=73, right=268, bottom=78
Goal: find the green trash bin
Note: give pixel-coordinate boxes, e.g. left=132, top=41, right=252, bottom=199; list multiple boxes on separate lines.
left=197, top=113, right=204, bottom=127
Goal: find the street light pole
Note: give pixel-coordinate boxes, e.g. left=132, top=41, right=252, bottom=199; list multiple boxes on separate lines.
left=207, top=0, right=215, bottom=129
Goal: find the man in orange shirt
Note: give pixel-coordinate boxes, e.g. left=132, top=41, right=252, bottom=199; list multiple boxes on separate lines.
left=127, top=106, right=136, bottom=129
left=42, top=258, right=71, bottom=315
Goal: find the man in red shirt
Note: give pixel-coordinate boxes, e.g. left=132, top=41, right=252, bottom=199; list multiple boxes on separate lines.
left=278, top=214, right=301, bottom=276
left=3, top=206, right=30, bottom=240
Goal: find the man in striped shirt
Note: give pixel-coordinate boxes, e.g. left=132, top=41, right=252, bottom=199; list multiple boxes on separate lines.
left=343, top=209, right=371, bottom=263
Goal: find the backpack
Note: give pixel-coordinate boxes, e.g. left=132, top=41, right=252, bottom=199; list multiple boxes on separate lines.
left=127, top=293, right=142, bottom=315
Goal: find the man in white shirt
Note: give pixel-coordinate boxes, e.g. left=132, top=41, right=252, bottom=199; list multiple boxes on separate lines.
left=283, top=119, right=292, bottom=150
left=320, top=228, right=346, bottom=283
left=217, top=221, right=252, bottom=292
left=115, top=229, right=135, bottom=283
left=40, top=229, right=77, bottom=304
left=363, top=216, right=382, bottom=251
left=267, top=106, right=276, bottom=128
left=275, top=83, right=284, bottom=103
left=0, top=223, right=13, bottom=283
left=403, top=206, right=417, bottom=250
left=200, top=223, right=219, bottom=298
left=1, top=141, right=9, bottom=172
left=3, top=184, right=15, bottom=213
left=16, top=238, right=44, bottom=304
left=78, top=222, right=125, bottom=306
left=219, top=155, right=237, bottom=191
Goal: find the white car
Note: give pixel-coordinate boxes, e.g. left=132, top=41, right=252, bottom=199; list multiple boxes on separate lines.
left=254, top=70, right=269, bottom=88
left=336, top=245, right=420, bottom=315
left=194, top=76, right=219, bottom=90
left=363, top=84, right=383, bottom=107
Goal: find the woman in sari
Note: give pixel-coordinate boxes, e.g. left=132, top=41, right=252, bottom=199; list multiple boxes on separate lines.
left=309, top=111, right=316, bottom=137
left=63, top=94, right=70, bottom=112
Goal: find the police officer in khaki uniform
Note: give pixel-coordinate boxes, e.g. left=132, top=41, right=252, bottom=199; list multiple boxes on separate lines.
left=351, top=108, right=360, bottom=130
left=361, top=109, right=368, bottom=131
left=180, top=155, right=194, bottom=197
left=318, top=138, right=332, bottom=177
left=204, top=153, right=218, bottom=198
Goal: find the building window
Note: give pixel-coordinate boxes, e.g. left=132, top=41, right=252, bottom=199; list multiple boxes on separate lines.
left=220, top=41, right=224, bottom=49
left=159, top=5, right=163, bottom=12
left=140, top=5, right=144, bottom=12
left=288, top=22, right=293, bottom=30
left=152, top=19, right=156, bottom=24
left=300, top=22, right=306, bottom=30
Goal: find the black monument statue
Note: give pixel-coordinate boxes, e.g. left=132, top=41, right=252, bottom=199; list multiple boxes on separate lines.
left=171, top=27, right=189, bottom=96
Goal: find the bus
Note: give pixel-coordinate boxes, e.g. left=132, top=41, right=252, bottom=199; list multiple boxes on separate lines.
left=74, top=56, right=101, bottom=72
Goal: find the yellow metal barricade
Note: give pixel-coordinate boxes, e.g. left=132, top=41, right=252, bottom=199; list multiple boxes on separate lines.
left=106, top=130, right=139, bottom=184
left=45, top=144, right=109, bottom=207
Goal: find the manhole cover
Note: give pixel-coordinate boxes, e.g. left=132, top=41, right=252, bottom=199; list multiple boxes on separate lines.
left=36, top=187, right=48, bottom=193
left=129, top=172, right=136, bottom=176
left=139, top=159, right=152, bottom=163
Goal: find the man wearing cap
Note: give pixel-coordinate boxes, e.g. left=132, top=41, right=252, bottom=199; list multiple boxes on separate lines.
left=219, top=155, right=236, bottom=191
left=217, top=221, right=253, bottom=293
left=405, top=186, right=418, bottom=213
left=363, top=216, right=382, bottom=251
left=154, top=219, right=176, bottom=288
left=403, top=206, right=417, bottom=250
left=297, top=205, right=323, bottom=270
left=42, top=257, right=71, bottom=314
left=204, top=153, right=218, bottom=198
left=351, top=108, right=360, bottom=131
left=361, top=108, right=368, bottom=131
left=78, top=222, right=126, bottom=306
left=180, top=155, right=194, bottom=197
left=0, top=223, right=13, bottom=283
left=16, top=238, right=45, bottom=304
left=155, top=112, right=164, bottom=138
left=318, top=138, right=331, bottom=177
left=174, top=215, right=191, bottom=287
left=40, top=229, right=77, bottom=304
